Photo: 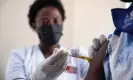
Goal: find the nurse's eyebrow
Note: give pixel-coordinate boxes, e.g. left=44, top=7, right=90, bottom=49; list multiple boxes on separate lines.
left=55, top=16, right=61, bottom=19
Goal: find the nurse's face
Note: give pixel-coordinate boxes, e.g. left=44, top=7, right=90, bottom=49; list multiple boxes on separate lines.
left=33, top=6, right=63, bottom=45
left=120, top=0, right=132, bottom=2
left=34, top=6, right=63, bottom=30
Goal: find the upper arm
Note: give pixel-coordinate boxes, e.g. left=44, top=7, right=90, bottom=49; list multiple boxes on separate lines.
left=5, top=50, right=27, bottom=80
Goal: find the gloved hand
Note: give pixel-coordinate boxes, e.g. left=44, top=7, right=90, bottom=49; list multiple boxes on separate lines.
left=85, top=35, right=108, bottom=80
left=88, top=35, right=107, bottom=59
left=31, top=48, right=69, bottom=80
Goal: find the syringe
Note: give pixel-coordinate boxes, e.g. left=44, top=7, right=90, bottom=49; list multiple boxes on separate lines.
left=70, top=55, right=92, bottom=63
left=68, top=49, right=92, bottom=63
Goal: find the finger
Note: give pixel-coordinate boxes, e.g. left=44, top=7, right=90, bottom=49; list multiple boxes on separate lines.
left=55, top=59, right=68, bottom=77
left=42, top=64, right=57, bottom=73
left=61, top=48, right=69, bottom=56
left=93, top=38, right=101, bottom=50
left=88, top=45, right=95, bottom=58
left=48, top=49, right=65, bottom=65
left=57, top=57, right=67, bottom=68
left=58, top=60, right=68, bottom=73
left=92, top=41, right=109, bottom=63
left=56, top=48, right=69, bottom=57
left=95, top=40, right=109, bottom=61
left=59, top=55, right=68, bottom=66
left=51, top=57, right=68, bottom=78
left=100, top=35, right=107, bottom=45
left=59, top=60, right=68, bottom=73
left=53, top=48, right=59, bottom=54
left=54, top=49, right=68, bottom=64
left=98, top=40, right=109, bottom=53
left=55, top=51, right=68, bottom=65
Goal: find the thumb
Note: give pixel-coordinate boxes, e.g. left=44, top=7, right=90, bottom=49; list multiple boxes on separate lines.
left=100, top=34, right=107, bottom=45
left=53, top=48, right=59, bottom=54
left=96, top=40, right=109, bottom=60
left=99, top=40, right=109, bottom=52
left=91, top=41, right=109, bottom=64
left=46, top=48, right=59, bottom=65
left=92, top=38, right=100, bottom=50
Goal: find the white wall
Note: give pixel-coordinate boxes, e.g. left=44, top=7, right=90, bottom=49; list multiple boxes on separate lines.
left=60, top=0, right=74, bottom=48
left=73, top=0, right=124, bottom=48
left=0, top=0, right=37, bottom=79
left=0, top=0, right=124, bottom=79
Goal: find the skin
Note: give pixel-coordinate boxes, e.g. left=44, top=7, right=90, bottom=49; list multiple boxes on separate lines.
left=32, top=6, right=63, bottom=57
left=85, top=41, right=108, bottom=80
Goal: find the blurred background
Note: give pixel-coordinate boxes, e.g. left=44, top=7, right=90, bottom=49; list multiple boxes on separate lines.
left=0, top=0, right=125, bottom=79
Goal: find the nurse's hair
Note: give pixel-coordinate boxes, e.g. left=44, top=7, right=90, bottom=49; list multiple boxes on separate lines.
left=28, top=0, right=66, bottom=29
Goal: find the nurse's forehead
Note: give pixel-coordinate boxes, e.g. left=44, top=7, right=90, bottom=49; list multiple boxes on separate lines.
left=36, top=7, right=62, bottom=19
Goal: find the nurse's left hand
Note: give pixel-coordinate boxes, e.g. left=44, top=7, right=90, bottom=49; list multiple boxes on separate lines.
left=31, top=48, right=69, bottom=80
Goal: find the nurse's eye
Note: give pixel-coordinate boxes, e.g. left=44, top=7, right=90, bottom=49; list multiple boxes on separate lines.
left=54, top=18, right=59, bottom=24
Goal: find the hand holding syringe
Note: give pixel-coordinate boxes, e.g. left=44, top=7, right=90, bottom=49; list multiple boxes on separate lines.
left=69, top=35, right=107, bottom=63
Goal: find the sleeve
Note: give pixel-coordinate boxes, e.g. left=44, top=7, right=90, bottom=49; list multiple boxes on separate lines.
left=5, top=50, right=27, bottom=80
left=104, top=34, right=120, bottom=80
left=78, top=47, right=90, bottom=79
left=80, top=60, right=89, bottom=79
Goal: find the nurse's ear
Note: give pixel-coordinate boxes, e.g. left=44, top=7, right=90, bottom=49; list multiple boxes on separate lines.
left=31, top=23, right=38, bottom=33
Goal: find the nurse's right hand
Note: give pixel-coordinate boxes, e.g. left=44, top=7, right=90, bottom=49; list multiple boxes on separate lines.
left=31, top=48, right=69, bottom=80
left=85, top=35, right=108, bottom=80
left=88, top=35, right=107, bottom=59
